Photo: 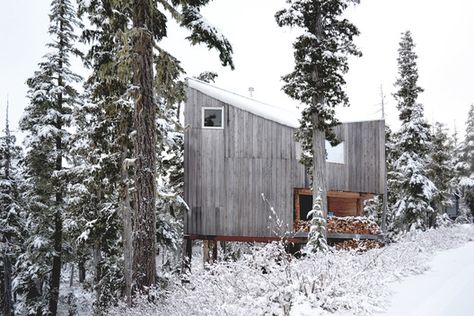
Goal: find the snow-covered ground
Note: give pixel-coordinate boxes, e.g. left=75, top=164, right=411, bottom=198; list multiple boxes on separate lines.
left=377, top=240, right=474, bottom=316
left=107, top=224, right=474, bottom=316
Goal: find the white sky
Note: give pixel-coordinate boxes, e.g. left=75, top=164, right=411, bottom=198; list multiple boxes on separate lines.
left=1, top=0, right=473, bottom=140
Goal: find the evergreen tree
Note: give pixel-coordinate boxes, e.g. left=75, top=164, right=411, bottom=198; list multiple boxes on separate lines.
left=458, top=104, right=474, bottom=215
left=390, top=31, right=437, bottom=233
left=79, top=0, right=234, bottom=296
left=0, top=104, right=24, bottom=316
left=155, top=51, right=187, bottom=265
left=426, top=122, right=455, bottom=215
left=306, top=189, right=329, bottom=253
left=74, top=1, right=134, bottom=308
left=275, top=0, right=361, bottom=240
left=17, top=0, right=82, bottom=314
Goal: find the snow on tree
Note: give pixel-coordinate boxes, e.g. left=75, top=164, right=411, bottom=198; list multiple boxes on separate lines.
left=306, top=189, right=329, bottom=253
left=79, top=0, right=234, bottom=297
left=0, top=104, right=24, bottom=316
left=73, top=1, right=136, bottom=308
left=426, top=122, right=456, bottom=216
left=457, top=104, right=474, bottom=215
left=275, top=0, right=361, bottom=241
left=154, top=50, right=187, bottom=270
left=15, top=0, right=82, bottom=314
left=390, top=31, right=437, bottom=233
left=195, top=71, right=218, bottom=83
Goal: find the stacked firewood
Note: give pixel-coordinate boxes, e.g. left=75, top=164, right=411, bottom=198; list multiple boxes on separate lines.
left=294, top=219, right=310, bottom=232
left=327, top=216, right=380, bottom=235
left=335, top=239, right=384, bottom=251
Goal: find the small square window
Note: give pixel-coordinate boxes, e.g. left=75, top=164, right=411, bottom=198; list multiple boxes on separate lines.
left=202, top=107, right=224, bottom=129
left=325, top=141, right=344, bottom=164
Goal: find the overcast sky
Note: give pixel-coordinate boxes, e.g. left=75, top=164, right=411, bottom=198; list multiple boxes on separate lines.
left=1, top=0, right=473, bottom=140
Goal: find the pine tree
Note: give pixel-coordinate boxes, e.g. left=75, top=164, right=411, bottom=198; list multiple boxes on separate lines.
left=426, top=122, right=455, bottom=215
left=306, top=189, right=329, bottom=253
left=390, top=31, right=437, bottom=233
left=17, top=0, right=82, bottom=314
left=275, top=0, right=361, bottom=240
left=79, top=0, right=234, bottom=296
left=0, top=103, right=24, bottom=316
left=458, top=104, right=474, bottom=215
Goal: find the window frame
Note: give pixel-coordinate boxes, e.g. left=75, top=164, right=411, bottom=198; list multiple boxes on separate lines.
left=202, top=107, right=224, bottom=129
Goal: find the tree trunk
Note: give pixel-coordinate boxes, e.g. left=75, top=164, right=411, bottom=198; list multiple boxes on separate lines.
left=2, top=240, right=14, bottom=316
left=311, top=4, right=328, bottom=238
left=48, top=67, right=63, bottom=316
left=48, top=13, right=65, bottom=311
left=131, top=0, right=157, bottom=291
left=78, top=259, right=85, bottom=283
left=120, top=148, right=133, bottom=305
left=311, top=120, right=328, bottom=219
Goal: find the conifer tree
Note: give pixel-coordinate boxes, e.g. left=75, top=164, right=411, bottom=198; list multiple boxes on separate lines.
left=79, top=0, right=234, bottom=294
left=426, top=122, right=455, bottom=215
left=458, top=104, right=474, bottom=215
left=74, top=1, right=135, bottom=308
left=390, top=31, right=437, bottom=232
left=275, top=0, right=361, bottom=239
left=0, top=104, right=24, bottom=316
left=306, top=189, right=329, bottom=253
left=17, top=0, right=82, bottom=314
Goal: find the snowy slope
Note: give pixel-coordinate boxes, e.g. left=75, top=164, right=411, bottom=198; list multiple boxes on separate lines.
left=379, top=241, right=474, bottom=316
left=108, top=225, right=474, bottom=316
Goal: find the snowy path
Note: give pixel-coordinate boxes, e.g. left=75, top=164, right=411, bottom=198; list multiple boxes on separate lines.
left=379, top=241, right=474, bottom=316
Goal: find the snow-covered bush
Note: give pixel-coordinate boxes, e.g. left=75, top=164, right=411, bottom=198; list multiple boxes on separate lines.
left=107, top=225, right=474, bottom=316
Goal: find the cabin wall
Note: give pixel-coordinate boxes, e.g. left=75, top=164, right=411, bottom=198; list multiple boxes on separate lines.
left=326, top=120, right=385, bottom=194
left=184, top=88, right=306, bottom=237
left=185, top=86, right=386, bottom=238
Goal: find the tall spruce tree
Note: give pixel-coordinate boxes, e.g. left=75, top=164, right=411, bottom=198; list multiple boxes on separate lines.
left=458, top=104, right=474, bottom=215
left=0, top=104, right=24, bottom=316
left=17, top=0, right=82, bottom=314
left=79, top=0, right=234, bottom=294
left=390, top=31, right=437, bottom=232
left=426, top=122, right=455, bottom=215
left=275, top=0, right=361, bottom=238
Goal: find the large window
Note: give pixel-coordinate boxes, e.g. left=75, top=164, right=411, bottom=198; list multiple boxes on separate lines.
left=325, top=140, right=344, bottom=164
left=202, top=107, right=224, bottom=129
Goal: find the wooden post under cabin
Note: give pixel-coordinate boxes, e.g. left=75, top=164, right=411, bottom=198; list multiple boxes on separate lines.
left=182, top=237, right=192, bottom=273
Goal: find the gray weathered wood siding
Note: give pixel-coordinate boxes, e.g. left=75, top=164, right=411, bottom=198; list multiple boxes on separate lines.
left=326, top=120, right=385, bottom=195
left=184, top=87, right=385, bottom=237
left=184, top=88, right=306, bottom=237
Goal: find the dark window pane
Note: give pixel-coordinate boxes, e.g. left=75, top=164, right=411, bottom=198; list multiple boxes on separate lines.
left=203, top=109, right=222, bottom=127
left=299, top=195, right=313, bottom=221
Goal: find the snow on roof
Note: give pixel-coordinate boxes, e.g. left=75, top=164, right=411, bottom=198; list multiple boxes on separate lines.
left=187, top=78, right=300, bottom=128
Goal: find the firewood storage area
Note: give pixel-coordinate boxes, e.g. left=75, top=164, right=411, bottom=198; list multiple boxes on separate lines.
left=294, top=188, right=383, bottom=248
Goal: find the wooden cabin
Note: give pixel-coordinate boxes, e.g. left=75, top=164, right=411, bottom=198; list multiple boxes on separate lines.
left=184, top=78, right=386, bottom=245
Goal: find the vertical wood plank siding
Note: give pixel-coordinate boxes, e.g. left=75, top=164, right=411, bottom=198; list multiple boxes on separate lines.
left=184, top=87, right=385, bottom=237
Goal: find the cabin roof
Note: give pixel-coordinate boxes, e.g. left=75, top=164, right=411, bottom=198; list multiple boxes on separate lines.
left=187, top=78, right=300, bottom=128
left=187, top=78, right=385, bottom=127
